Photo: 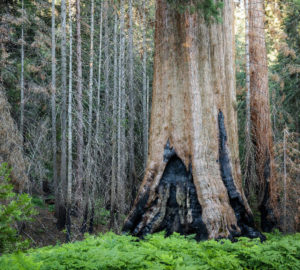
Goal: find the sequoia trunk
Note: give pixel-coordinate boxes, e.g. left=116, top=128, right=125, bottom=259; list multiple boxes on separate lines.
left=123, top=0, right=263, bottom=240
left=248, top=0, right=277, bottom=232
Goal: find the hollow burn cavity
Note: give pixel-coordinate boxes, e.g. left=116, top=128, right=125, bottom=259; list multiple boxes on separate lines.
left=123, top=140, right=208, bottom=240
left=218, top=110, right=265, bottom=241
left=154, top=153, right=208, bottom=240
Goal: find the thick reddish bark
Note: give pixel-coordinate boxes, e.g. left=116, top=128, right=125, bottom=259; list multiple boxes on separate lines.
left=248, top=0, right=277, bottom=232
left=123, top=0, right=263, bottom=240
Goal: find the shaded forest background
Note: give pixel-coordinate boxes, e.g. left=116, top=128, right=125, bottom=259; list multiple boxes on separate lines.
left=0, top=0, right=299, bottom=249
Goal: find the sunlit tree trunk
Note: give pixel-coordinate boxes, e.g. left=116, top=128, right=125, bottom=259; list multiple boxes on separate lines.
left=124, top=0, right=263, bottom=240
left=248, top=0, right=277, bottom=232
left=66, top=0, right=73, bottom=242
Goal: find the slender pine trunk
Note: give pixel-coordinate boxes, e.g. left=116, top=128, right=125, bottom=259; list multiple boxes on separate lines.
left=283, top=128, right=287, bottom=233
left=128, top=0, right=137, bottom=207
left=90, top=0, right=104, bottom=234
left=57, top=0, right=67, bottom=231
left=95, top=4, right=103, bottom=144
left=75, top=0, right=84, bottom=222
left=82, top=0, right=95, bottom=234
left=110, top=12, right=118, bottom=229
left=66, top=0, right=73, bottom=242
left=117, top=0, right=126, bottom=226
left=20, top=0, right=24, bottom=144
left=103, top=1, right=110, bottom=123
left=51, top=0, right=58, bottom=218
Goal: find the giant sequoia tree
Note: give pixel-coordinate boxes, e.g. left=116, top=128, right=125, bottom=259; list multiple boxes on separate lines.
left=123, top=0, right=263, bottom=240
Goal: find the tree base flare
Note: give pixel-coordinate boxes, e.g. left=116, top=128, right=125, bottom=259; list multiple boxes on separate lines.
left=123, top=111, right=265, bottom=241
left=123, top=143, right=208, bottom=240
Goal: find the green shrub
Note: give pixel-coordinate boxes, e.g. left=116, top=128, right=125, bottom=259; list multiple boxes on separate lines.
left=31, top=197, right=46, bottom=209
left=0, top=163, right=37, bottom=253
left=93, top=199, right=110, bottom=226
left=0, top=231, right=299, bottom=269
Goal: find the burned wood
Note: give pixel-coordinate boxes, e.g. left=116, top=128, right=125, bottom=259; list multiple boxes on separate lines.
left=218, top=110, right=265, bottom=241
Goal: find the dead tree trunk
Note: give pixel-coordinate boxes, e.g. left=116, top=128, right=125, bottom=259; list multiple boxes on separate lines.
left=123, top=0, right=264, bottom=240
left=248, top=0, right=277, bottom=232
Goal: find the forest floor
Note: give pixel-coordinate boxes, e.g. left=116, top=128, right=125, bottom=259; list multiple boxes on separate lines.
left=21, top=206, right=66, bottom=248
left=21, top=197, right=110, bottom=248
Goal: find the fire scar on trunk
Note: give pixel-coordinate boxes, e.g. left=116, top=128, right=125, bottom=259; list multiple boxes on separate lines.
left=123, top=111, right=264, bottom=241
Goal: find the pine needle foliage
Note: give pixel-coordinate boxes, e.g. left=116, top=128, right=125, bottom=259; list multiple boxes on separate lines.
left=167, top=0, right=224, bottom=22
left=0, top=231, right=299, bottom=269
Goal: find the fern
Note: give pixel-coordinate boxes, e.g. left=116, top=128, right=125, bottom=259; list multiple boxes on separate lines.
left=0, top=231, right=299, bottom=269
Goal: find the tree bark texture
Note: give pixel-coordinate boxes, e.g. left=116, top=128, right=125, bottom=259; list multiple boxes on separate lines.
left=248, top=0, right=277, bottom=232
left=123, top=0, right=264, bottom=240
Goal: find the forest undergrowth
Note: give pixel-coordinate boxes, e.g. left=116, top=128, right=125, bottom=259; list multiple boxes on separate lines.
left=0, top=231, right=299, bottom=270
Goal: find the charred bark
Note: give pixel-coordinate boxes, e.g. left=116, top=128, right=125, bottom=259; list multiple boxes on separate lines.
left=56, top=205, right=66, bottom=230
left=124, top=125, right=263, bottom=241
left=218, top=111, right=264, bottom=240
